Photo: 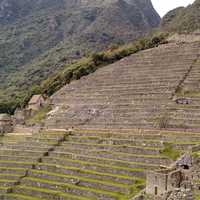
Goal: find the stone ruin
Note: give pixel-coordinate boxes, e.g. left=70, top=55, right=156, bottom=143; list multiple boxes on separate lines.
left=144, top=153, right=199, bottom=200
left=175, top=97, right=192, bottom=105
left=146, top=169, right=183, bottom=197
left=0, top=114, right=13, bottom=134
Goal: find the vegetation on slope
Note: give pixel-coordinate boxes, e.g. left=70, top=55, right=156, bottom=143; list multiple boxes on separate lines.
left=160, top=142, right=181, bottom=161
left=0, top=33, right=168, bottom=114
left=0, top=0, right=160, bottom=114
left=26, top=105, right=52, bottom=125
left=161, top=0, right=200, bottom=33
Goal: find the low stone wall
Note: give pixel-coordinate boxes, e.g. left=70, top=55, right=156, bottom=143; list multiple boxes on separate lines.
left=13, top=125, right=42, bottom=134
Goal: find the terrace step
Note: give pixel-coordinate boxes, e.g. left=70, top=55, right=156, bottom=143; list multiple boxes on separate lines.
left=0, top=161, right=34, bottom=168
left=65, top=136, right=164, bottom=147
left=0, top=187, right=9, bottom=194
left=0, top=155, right=39, bottom=162
left=0, top=167, right=27, bottom=176
left=29, top=165, right=137, bottom=185
left=51, top=149, right=171, bottom=165
left=1, top=193, right=47, bottom=200
left=27, top=169, right=135, bottom=195
left=20, top=177, right=125, bottom=200
left=0, top=150, right=44, bottom=157
left=0, top=180, right=17, bottom=187
left=57, top=142, right=161, bottom=155
left=37, top=162, right=146, bottom=181
left=41, top=156, right=156, bottom=180
left=12, top=185, right=92, bottom=200
left=46, top=152, right=158, bottom=169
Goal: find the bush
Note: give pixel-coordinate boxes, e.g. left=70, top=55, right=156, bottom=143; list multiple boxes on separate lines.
left=161, top=143, right=180, bottom=160
left=92, top=52, right=110, bottom=65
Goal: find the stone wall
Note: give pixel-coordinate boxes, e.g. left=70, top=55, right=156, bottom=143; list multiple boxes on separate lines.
left=146, top=170, right=168, bottom=196
left=146, top=169, right=183, bottom=196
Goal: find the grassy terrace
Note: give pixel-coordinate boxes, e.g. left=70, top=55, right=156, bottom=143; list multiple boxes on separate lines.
left=0, top=129, right=199, bottom=199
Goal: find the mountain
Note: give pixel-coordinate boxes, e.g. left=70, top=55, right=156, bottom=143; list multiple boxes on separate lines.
left=0, top=0, right=160, bottom=113
left=161, top=0, right=200, bottom=33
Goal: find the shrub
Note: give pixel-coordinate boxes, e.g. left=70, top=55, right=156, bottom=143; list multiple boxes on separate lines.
left=92, top=52, right=110, bottom=65
left=161, top=142, right=181, bottom=160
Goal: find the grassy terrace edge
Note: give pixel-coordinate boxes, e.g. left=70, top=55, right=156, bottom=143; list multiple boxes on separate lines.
left=0, top=32, right=168, bottom=114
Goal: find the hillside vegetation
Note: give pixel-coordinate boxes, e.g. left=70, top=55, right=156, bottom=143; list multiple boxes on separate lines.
left=161, top=0, right=200, bottom=33
left=0, top=0, right=160, bottom=113
left=0, top=33, right=168, bottom=114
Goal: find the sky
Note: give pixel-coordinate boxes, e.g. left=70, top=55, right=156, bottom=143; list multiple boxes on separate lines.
left=152, top=0, right=195, bottom=17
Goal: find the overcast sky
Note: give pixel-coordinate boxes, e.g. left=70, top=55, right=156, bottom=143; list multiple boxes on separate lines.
left=152, top=0, right=195, bottom=17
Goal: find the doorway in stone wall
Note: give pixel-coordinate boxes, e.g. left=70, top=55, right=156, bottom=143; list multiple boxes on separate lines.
left=155, top=186, right=158, bottom=195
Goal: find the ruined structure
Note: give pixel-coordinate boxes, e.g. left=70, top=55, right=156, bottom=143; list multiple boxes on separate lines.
left=146, top=169, right=183, bottom=196
left=145, top=153, right=200, bottom=199
left=28, top=95, right=45, bottom=111
left=0, top=114, right=13, bottom=134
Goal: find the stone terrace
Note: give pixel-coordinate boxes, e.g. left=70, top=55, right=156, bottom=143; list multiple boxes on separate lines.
left=165, top=57, right=200, bottom=130
left=46, top=42, right=200, bottom=130
left=0, top=129, right=200, bottom=199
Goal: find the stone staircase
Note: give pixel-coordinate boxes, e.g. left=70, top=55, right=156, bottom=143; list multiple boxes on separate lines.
left=45, top=41, right=200, bottom=130
left=0, top=129, right=200, bottom=199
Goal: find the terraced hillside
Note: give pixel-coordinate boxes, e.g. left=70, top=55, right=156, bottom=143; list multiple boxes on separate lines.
left=0, top=129, right=200, bottom=199
left=46, top=41, right=200, bottom=130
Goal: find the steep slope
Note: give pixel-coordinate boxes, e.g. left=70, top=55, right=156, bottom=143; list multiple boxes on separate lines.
left=46, top=41, right=200, bottom=130
left=0, top=0, right=160, bottom=111
left=161, top=0, right=200, bottom=33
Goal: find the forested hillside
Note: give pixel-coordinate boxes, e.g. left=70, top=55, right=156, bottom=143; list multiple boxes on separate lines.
left=0, top=0, right=160, bottom=113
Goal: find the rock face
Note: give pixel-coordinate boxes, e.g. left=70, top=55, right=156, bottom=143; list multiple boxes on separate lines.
left=161, top=0, right=200, bottom=33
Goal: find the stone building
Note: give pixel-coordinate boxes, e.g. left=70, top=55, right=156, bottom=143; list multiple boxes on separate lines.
left=175, top=153, right=193, bottom=169
left=28, top=95, right=45, bottom=111
left=0, top=114, right=13, bottom=134
left=146, top=169, right=183, bottom=196
left=146, top=153, right=194, bottom=197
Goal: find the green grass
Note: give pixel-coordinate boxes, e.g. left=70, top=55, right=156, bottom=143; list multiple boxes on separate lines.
left=194, top=193, right=200, bottom=200
left=23, top=176, right=144, bottom=200
left=2, top=193, right=48, bottom=200
left=23, top=176, right=125, bottom=198
left=0, top=179, right=16, bottom=183
left=38, top=162, right=145, bottom=180
left=0, top=33, right=168, bottom=114
left=63, top=141, right=162, bottom=150
left=192, top=151, right=200, bottom=158
left=30, top=169, right=132, bottom=189
left=51, top=153, right=158, bottom=168
left=160, top=142, right=181, bottom=161
left=47, top=156, right=157, bottom=172
left=26, top=105, right=52, bottom=125
left=13, top=185, right=94, bottom=200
